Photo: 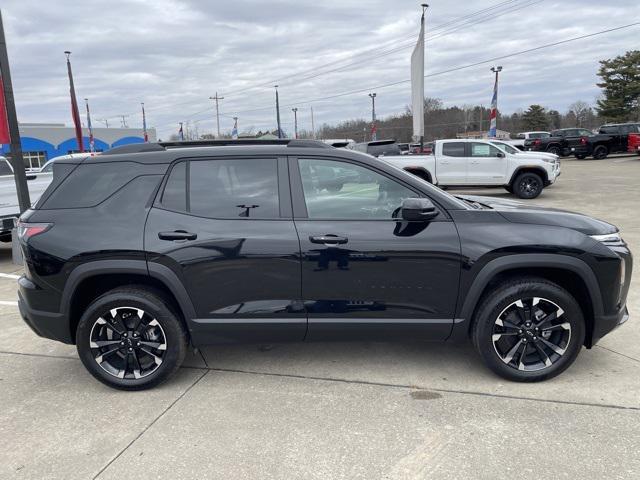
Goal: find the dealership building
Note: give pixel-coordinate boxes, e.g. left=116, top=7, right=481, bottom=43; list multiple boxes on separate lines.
left=0, top=123, right=157, bottom=170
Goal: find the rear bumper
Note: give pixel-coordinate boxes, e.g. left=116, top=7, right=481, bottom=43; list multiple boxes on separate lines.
left=590, top=305, right=629, bottom=347
left=18, top=276, right=73, bottom=344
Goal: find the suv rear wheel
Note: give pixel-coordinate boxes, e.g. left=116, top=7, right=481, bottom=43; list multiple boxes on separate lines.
left=472, top=278, right=585, bottom=382
left=512, top=172, right=543, bottom=199
left=76, top=286, right=188, bottom=390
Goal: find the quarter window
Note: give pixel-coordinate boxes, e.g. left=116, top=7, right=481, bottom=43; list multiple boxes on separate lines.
left=298, top=158, right=415, bottom=219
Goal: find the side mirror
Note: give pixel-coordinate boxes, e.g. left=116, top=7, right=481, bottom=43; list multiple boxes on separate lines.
left=496, top=151, right=505, bottom=158
left=400, top=197, right=438, bottom=221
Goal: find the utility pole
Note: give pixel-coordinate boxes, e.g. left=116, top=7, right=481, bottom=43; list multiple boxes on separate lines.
left=119, top=115, right=129, bottom=128
left=292, top=107, right=298, bottom=139
left=97, top=118, right=109, bottom=128
left=488, top=66, right=502, bottom=138
left=0, top=9, right=30, bottom=212
left=310, top=106, right=315, bottom=139
left=274, top=85, right=282, bottom=138
left=368, top=92, right=377, bottom=141
left=209, top=92, right=223, bottom=138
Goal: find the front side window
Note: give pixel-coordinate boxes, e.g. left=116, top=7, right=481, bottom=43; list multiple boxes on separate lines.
left=298, top=158, right=415, bottom=219
left=161, top=158, right=279, bottom=218
left=471, top=142, right=501, bottom=157
left=442, top=142, right=466, bottom=157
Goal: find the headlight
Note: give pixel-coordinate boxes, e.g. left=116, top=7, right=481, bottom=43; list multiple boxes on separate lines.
left=590, top=233, right=625, bottom=246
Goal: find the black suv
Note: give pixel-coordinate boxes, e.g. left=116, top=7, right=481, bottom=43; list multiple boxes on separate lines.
left=17, top=140, right=632, bottom=390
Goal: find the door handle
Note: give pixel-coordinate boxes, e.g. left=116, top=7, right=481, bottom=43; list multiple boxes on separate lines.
left=309, top=234, right=348, bottom=246
left=158, top=230, right=197, bottom=241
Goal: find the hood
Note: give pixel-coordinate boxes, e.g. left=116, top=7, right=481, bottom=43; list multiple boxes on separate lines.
left=457, top=195, right=617, bottom=235
left=515, top=151, right=558, bottom=161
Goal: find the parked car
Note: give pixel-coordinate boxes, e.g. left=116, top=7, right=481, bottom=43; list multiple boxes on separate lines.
left=383, top=139, right=560, bottom=199
left=0, top=156, right=53, bottom=241
left=524, top=128, right=593, bottom=157
left=506, top=131, right=550, bottom=150
left=489, top=139, right=559, bottom=162
left=628, top=132, right=640, bottom=155
left=579, top=123, right=640, bottom=159
left=353, top=139, right=402, bottom=157
left=18, top=139, right=629, bottom=390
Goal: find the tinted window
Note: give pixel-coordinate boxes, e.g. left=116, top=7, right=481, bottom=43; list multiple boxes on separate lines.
left=298, top=158, right=415, bottom=219
left=0, top=159, right=13, bottom=175
left=189, top=158, right=279, bottom=218
left=41, top=162, right=137, bottom=209
left=442, top=142, right=466, bottom=157
left=161, top=162, right=187, bottom=212
left=529, top=132, right=549, bottom=139
left=471, top=142, right=501, bottom=157
left=600, top=126, right=618, bottom=134
left=578, top=129, right=593, bottom=136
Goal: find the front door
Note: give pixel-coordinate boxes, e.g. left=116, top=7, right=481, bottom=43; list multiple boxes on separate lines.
left=145, top=156, right=305, bottom=345
left=466, top=142, right=508, bottom=185
left=290, top=156, right=461, bottom=341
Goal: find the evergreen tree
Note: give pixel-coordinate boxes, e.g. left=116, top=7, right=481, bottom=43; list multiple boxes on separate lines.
left=596, top=50, right=640, bottom=122
left=522, top=105, right=549, bottom=130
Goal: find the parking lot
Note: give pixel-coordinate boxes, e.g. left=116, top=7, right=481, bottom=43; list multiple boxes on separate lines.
left=1, top=154, right=639, bottom=479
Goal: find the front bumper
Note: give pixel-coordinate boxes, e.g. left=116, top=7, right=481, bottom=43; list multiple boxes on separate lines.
left=18, top=275, right=72, bottom=344
left=590, top=305, right=629, bottom=347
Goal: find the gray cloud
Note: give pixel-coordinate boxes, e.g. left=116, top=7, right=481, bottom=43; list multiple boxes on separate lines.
left=2, top=0, right=638, bottom=139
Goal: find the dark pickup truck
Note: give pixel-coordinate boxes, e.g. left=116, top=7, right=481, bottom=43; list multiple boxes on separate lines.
left=585, top=123, right=640, bottom=159
left=524, top=128, right=593, bottom=157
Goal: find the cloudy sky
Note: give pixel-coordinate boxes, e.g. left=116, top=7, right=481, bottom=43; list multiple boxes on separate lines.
left=2, top=0, right=638, bottom=139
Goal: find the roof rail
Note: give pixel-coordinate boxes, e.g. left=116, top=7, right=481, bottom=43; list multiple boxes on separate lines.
left=103, top=138, right=332, bottom=155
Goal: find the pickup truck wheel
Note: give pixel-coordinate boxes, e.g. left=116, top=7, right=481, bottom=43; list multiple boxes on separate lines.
left=592, top=145, right=608, bottom=159
left=471, top=278, right=585, bottom=382
left=512, top=172, right=543, bottom=199
left=575, top=153, right=587, bottom=160
left=547, top=146, right=560, bottom=156
left=76, top=286, right=188, bottom=390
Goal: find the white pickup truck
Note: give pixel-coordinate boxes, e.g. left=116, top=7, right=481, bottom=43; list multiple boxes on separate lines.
left=381, top=138, right=560, bottom=199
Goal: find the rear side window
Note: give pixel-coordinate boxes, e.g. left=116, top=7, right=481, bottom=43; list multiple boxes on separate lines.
left=442, top=142, right=466, bottom=157
left=40, top=162, right=137, bottom=209
left=161, top=158, right=279, bottom=218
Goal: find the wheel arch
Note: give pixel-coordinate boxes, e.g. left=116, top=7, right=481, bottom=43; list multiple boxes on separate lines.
left=403, top=166, right=433, bottom=183
left=451, top=254, right=603, bottom=347
left=62, top=260, right=196, bottom=343
left=508, top=166, right=549, bottom=186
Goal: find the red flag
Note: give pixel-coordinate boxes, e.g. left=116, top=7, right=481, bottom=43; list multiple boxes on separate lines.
left=0, top=77, right=10, bottom=144
left=66, top=55, right=84, bottom=152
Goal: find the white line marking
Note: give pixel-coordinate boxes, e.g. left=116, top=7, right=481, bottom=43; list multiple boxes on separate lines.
left=0, top=300, right=18, bottom=306
left=0, top=273, right=20, bottom=280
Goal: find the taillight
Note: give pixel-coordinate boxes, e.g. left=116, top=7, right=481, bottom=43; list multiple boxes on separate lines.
left=580, top=136, right=588, bottom=145
left=17, top=221, right=52, bottom=242
left=533, top=139, right=541, bottom=146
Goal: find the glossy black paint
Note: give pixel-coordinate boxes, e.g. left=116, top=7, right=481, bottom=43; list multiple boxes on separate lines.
left=16, top=143, right=632, bottom=350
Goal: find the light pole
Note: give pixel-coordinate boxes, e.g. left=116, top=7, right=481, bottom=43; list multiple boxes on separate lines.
left=368, top=93, right=377, bottom=141
left=209, top=92, right=224, bottom=138
left=274, top=85, right=282, bottom=138
left=292, top=107, right=298, bottom=139
left=488, top=66, right=502, bottom=138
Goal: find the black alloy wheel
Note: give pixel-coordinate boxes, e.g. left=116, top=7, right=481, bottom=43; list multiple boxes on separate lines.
left=76, top=287, right=187, bottom=390
left=513, top=172, right=543, bottom=199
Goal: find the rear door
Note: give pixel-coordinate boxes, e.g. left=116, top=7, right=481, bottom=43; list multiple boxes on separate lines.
left=436, top=141, right=468, bottom=184
left=467, top=142, right=508, bottom=185
left=144, top=155, right=305, bottom=345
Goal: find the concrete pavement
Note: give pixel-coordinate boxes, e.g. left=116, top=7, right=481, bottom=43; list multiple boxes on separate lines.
left=0, top=154, right=639, bottom=479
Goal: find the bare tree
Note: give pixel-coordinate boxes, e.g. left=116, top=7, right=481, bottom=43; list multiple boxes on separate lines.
left=568, top=101, right=591, bottom=127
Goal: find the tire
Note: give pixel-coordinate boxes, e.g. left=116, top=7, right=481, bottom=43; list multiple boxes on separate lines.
left=76, top=286, right=188, bottom=390
left=592, top=145, right=608, bottom=159
left=471, top=277, right=585, bottom=382
left=512, top=171, right=543, bottom=199
left=575, top=153, right=587, bottom=160
left=547, top=146, right=559, bottom=155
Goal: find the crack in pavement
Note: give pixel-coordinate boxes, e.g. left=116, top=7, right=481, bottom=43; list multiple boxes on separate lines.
left=92, top=369, right=209, bottom=480
left=595, top=344, right=640, bottom=364
left=2, top=349, right=639, bottom=412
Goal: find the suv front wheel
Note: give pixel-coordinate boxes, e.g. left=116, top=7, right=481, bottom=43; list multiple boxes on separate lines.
left=472, top=278, right=585, bottom=382
left=76, top=286, right=188, bottom=390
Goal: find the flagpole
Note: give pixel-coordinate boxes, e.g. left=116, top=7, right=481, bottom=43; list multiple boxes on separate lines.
left=0, top=9, right=30, bottom=212
left=419, top=4, right=428, bottom=152
left=84, top=98, right=94, bottom=153
left=141, top=102, right=148, bottom=142
left=65, top=51, right=84, bottom=153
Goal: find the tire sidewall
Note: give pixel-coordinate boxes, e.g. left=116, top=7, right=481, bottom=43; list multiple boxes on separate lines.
left=593, top=145, right=608, bottom=159
left=473, top=281, right=585, bottom=382
left=76, top=289, right=186, bottom=390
